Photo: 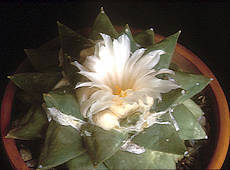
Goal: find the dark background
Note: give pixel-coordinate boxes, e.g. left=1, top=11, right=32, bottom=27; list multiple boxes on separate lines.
left=0, top=1, right=229, bottom=169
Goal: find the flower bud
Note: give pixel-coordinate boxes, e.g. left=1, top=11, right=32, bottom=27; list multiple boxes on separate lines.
left=93, top=110, right=119, bottom=130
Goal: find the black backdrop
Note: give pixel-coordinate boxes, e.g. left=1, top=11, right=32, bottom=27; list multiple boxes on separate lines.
left=0, top=1, right=229, bottom=169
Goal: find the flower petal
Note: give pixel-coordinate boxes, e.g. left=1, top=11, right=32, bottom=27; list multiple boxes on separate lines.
left=113, top=34, right=130, bottom=70
left=78, top=71, right=103, bottom=84
left=125, top=48, right=146, bottom=73
left=150, top=79, right=180, bottom=93
left=71, top=61, right=88, bottom=71
left=89, top=100, right=114, bottom=116
left=100, top=33, right=113, bottom=52
left=136, top=50, right=165, bottom=70
left=75, top=82, right=95, bottom=89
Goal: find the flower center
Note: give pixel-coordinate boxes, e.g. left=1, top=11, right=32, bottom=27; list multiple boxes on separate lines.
left=113, top=85, right=127, bottom=97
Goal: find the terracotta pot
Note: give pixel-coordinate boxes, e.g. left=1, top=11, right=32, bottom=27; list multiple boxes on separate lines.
left=1, top=28, right=229, bottom=169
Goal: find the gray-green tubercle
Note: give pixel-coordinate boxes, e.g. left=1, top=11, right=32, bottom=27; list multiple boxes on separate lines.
left=7, top=9, right=211, bottom=170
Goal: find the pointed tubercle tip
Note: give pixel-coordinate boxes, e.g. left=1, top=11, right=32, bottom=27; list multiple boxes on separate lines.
left=5, top=134, right=16, bottom=139
left=56, top=21, right=62, bottom=26
left=100, top=7, right=104, bottom=13
left=43, top=93, right=49, bottom=98
left=38, top=165, right=43, bottom=169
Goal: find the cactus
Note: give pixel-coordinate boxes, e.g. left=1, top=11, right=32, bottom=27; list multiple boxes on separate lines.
left=7, top=8, right=211, bottom=169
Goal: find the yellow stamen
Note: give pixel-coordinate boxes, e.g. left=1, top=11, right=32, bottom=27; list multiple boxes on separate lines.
left=113, top=85, right=121, bottom=95
left=113, top=85, right=127, bottom=97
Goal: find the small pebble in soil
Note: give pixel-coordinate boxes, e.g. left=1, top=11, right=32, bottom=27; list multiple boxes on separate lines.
left=20, top=148, right=32, bottom=161
left=26, top=159, right=37, bottom=168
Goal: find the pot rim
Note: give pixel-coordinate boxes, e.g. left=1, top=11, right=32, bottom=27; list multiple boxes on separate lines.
left=1, top=59, right=31, bottom=170
left=1, top=31, right=229, bottom=170
left=172, top=37, right=229, bottom=169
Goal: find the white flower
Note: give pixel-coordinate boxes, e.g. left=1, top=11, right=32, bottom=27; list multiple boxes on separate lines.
left=73, top=33, right=179, bottom=130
